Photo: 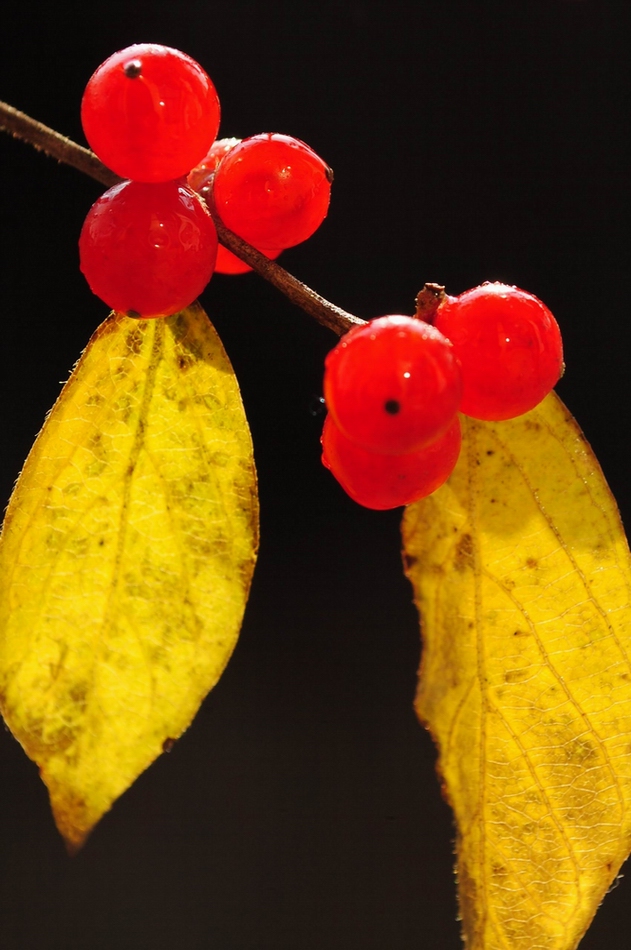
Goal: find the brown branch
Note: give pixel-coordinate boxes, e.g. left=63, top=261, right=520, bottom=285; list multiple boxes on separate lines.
left=0, top=100, right=119, bottom=188
left=209, top=215, right=364, bottom=335
left=0, top=99, right=364, bottom=337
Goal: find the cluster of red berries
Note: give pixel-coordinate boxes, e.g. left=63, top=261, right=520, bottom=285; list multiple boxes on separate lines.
left=321, top=283, right=564, bottom=510
left=79, top=44, right=331, bottom=317
left=75, top=45, right=564, bottom=514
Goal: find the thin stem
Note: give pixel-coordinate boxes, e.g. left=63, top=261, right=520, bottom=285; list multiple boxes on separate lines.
left=0, top=100, right=119, bottom=188
left=210, top=215, right=364, bottom=335
left=0, top=99, right=364, bottom=337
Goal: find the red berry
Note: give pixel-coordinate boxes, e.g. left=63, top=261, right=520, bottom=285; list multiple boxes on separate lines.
left=212, top=133, right=332, bottom=249
left=81, top=44, right=221, bottom=183
left=321, top=414, right=461, bottom=510
left=188, top=137, right=241, bottom=198
left=434, top=282, right=564, bottom=420
left=323, top=315, right=462, bottom=455
left=188, top=141, right=283, bottom=274
left=79, top=179, right=217, bottom=318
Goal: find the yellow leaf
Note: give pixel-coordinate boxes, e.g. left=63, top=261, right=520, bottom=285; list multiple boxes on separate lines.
left=402, top=393, right=631, bottom=950
left=0, top=303, right=258, bottom=852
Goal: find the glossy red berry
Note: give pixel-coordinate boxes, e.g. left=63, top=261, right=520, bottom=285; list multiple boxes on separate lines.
left=212, top=133, right=332, bottom=249
left=79, top=179, right=218, bottom=318
left=321, top=414, right=461, bottom=510
left=81, top=44, right=221, bottom=183
left=187, top=137, right=241, bottom=198
left=323, top=316, right=462, bottom=455
left=188, top=138, right=284, bottom=274
left=434, top=283, right=564, bottom=421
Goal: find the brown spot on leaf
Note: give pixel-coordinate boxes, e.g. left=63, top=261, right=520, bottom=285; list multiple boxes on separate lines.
left=177, top=353, right=194, bottom=372
left=402, top=553, right=417, bottom=572
left=454, top=533, right=474, bottom=572
left=125, top=328, right=143, bottom=355
left=457, top=859, right=480, bottom=937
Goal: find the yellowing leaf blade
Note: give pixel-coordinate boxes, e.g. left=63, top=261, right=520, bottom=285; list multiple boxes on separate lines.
left=0, top=303, right=258, bottom=850
left=402, top=394, right=631, bottom=950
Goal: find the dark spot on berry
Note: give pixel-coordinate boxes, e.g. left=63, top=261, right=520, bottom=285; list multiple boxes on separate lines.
left=98, top=539, right=105, bottom=547
left=526, top=557, right=538, bottom=569
left=124, top=59, right=142, bottom=79
left=126, top=309, right=142, bottom=319
left=490, top=498, right=496, bottom=503
left=162, top=737, right=176, bottom=753
left=384, top=399, right=400, bottom=415
left=325, top=164, right=334, bottom=184
left=486, top=449, right=494, bottom=456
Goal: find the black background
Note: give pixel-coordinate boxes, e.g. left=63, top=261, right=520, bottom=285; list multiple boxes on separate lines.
left=0, top=2, right=629, bottom=948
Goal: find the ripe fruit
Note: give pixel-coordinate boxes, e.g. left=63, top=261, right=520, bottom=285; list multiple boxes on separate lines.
left=187, top=137, right=241, bottom=198
left=323, top=316, right=462, bottom=455
left=321, top=414, right=462, bottom=510
left=79, top=179, right=218, bottom=318
left=81, top=44, right=221, bottom=183
left=434, top=282, right=564, bottom=421
left=188, top=138, right=284, bottom=274
left=212, top=133, right=332, bottom=249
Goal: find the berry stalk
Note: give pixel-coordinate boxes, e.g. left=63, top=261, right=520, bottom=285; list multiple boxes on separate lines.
left=0, top=99, right=364, bottom=337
